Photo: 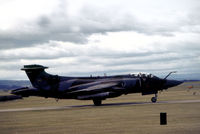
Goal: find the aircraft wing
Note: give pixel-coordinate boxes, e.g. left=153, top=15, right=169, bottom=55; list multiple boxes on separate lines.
left=68, top=82, right=119, bottom=94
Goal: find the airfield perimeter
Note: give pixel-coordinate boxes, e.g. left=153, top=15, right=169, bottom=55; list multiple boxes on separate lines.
left=0, top=82, right=200, bottom=134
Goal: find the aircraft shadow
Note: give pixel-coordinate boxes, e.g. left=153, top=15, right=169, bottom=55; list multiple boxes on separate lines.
left=67, top=101, right=152, bottom=108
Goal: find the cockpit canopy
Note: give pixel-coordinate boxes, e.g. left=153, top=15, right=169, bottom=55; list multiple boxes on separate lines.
left=131, top=73, right=159, bottom=79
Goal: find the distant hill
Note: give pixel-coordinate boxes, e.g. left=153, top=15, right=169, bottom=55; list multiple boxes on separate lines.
left=182, top=80, right=200, bottom=82
left=0, top=80, right=31, bottom=91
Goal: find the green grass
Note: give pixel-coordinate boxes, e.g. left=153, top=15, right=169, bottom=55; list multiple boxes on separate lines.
left=0, top=82, right=200, bottom=134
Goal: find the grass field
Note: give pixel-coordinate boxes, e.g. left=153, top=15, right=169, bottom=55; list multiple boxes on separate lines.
left=0, top=82, right=200, bottom=134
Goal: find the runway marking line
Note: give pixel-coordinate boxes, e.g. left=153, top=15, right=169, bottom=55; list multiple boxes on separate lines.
left=0, top=99, right=200, bottom=113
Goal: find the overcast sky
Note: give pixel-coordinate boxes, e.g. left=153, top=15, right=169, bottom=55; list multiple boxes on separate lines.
left=0, top=0, right=200, bottom=80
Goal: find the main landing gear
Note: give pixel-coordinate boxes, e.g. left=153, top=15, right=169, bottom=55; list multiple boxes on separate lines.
left=151, top=94, right=158, bottom=103
left=93, top=99, right=102, bottom=106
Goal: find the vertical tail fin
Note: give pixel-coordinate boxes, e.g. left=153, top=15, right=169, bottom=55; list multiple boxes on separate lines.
left=21, top=65, right=58, bottom=90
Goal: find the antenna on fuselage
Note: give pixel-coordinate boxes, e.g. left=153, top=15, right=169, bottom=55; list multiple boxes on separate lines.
left=164, top=71, right=177, bottom=80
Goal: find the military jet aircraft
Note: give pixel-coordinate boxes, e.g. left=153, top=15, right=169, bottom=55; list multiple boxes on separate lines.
left=11, top=64, right=183, bottom=106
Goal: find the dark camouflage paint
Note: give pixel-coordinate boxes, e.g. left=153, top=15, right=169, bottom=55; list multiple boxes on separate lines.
left=11, top=65, right=183, bottom=105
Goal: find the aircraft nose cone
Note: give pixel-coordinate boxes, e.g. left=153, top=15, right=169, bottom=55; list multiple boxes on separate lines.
left=163, top=80, right=183, bottom=89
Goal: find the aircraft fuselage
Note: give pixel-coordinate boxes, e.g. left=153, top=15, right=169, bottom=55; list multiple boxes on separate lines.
left=11, top=65, right=183, bottom=106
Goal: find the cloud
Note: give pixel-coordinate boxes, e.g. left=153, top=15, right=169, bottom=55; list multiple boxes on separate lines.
left=0, top=31, right=199, bottom=80
left=1, top=0, right=200, bottom=50
left=0, top=0, right=200, bottom=80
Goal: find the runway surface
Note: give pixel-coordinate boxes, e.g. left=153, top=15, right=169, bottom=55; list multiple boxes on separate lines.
left=0, top=99, right=200, bottom=113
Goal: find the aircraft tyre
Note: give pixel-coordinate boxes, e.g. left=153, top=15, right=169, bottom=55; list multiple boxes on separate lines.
left=151, top=97, right=157, bottom=103
left=93, top=99, right=102, bottom=106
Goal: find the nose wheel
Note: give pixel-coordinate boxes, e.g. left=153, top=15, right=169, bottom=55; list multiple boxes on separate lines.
left=151, top=94, right=157, bottom=103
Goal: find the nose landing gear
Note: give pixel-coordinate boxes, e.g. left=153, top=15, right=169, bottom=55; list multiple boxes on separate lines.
left=151, top=94, right=157, bottom=103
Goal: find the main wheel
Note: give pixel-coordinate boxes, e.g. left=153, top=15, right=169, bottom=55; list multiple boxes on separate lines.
left=93, top=99, right=102, bottom=106
left=151, top=97, right=157, bottom=103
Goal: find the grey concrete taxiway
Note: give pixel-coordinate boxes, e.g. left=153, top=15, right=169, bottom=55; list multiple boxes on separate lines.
left=0, top=99, right=200, bottom=113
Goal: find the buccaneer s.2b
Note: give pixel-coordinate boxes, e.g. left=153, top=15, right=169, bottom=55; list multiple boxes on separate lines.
left=12, top=65, right=183, bottom=106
